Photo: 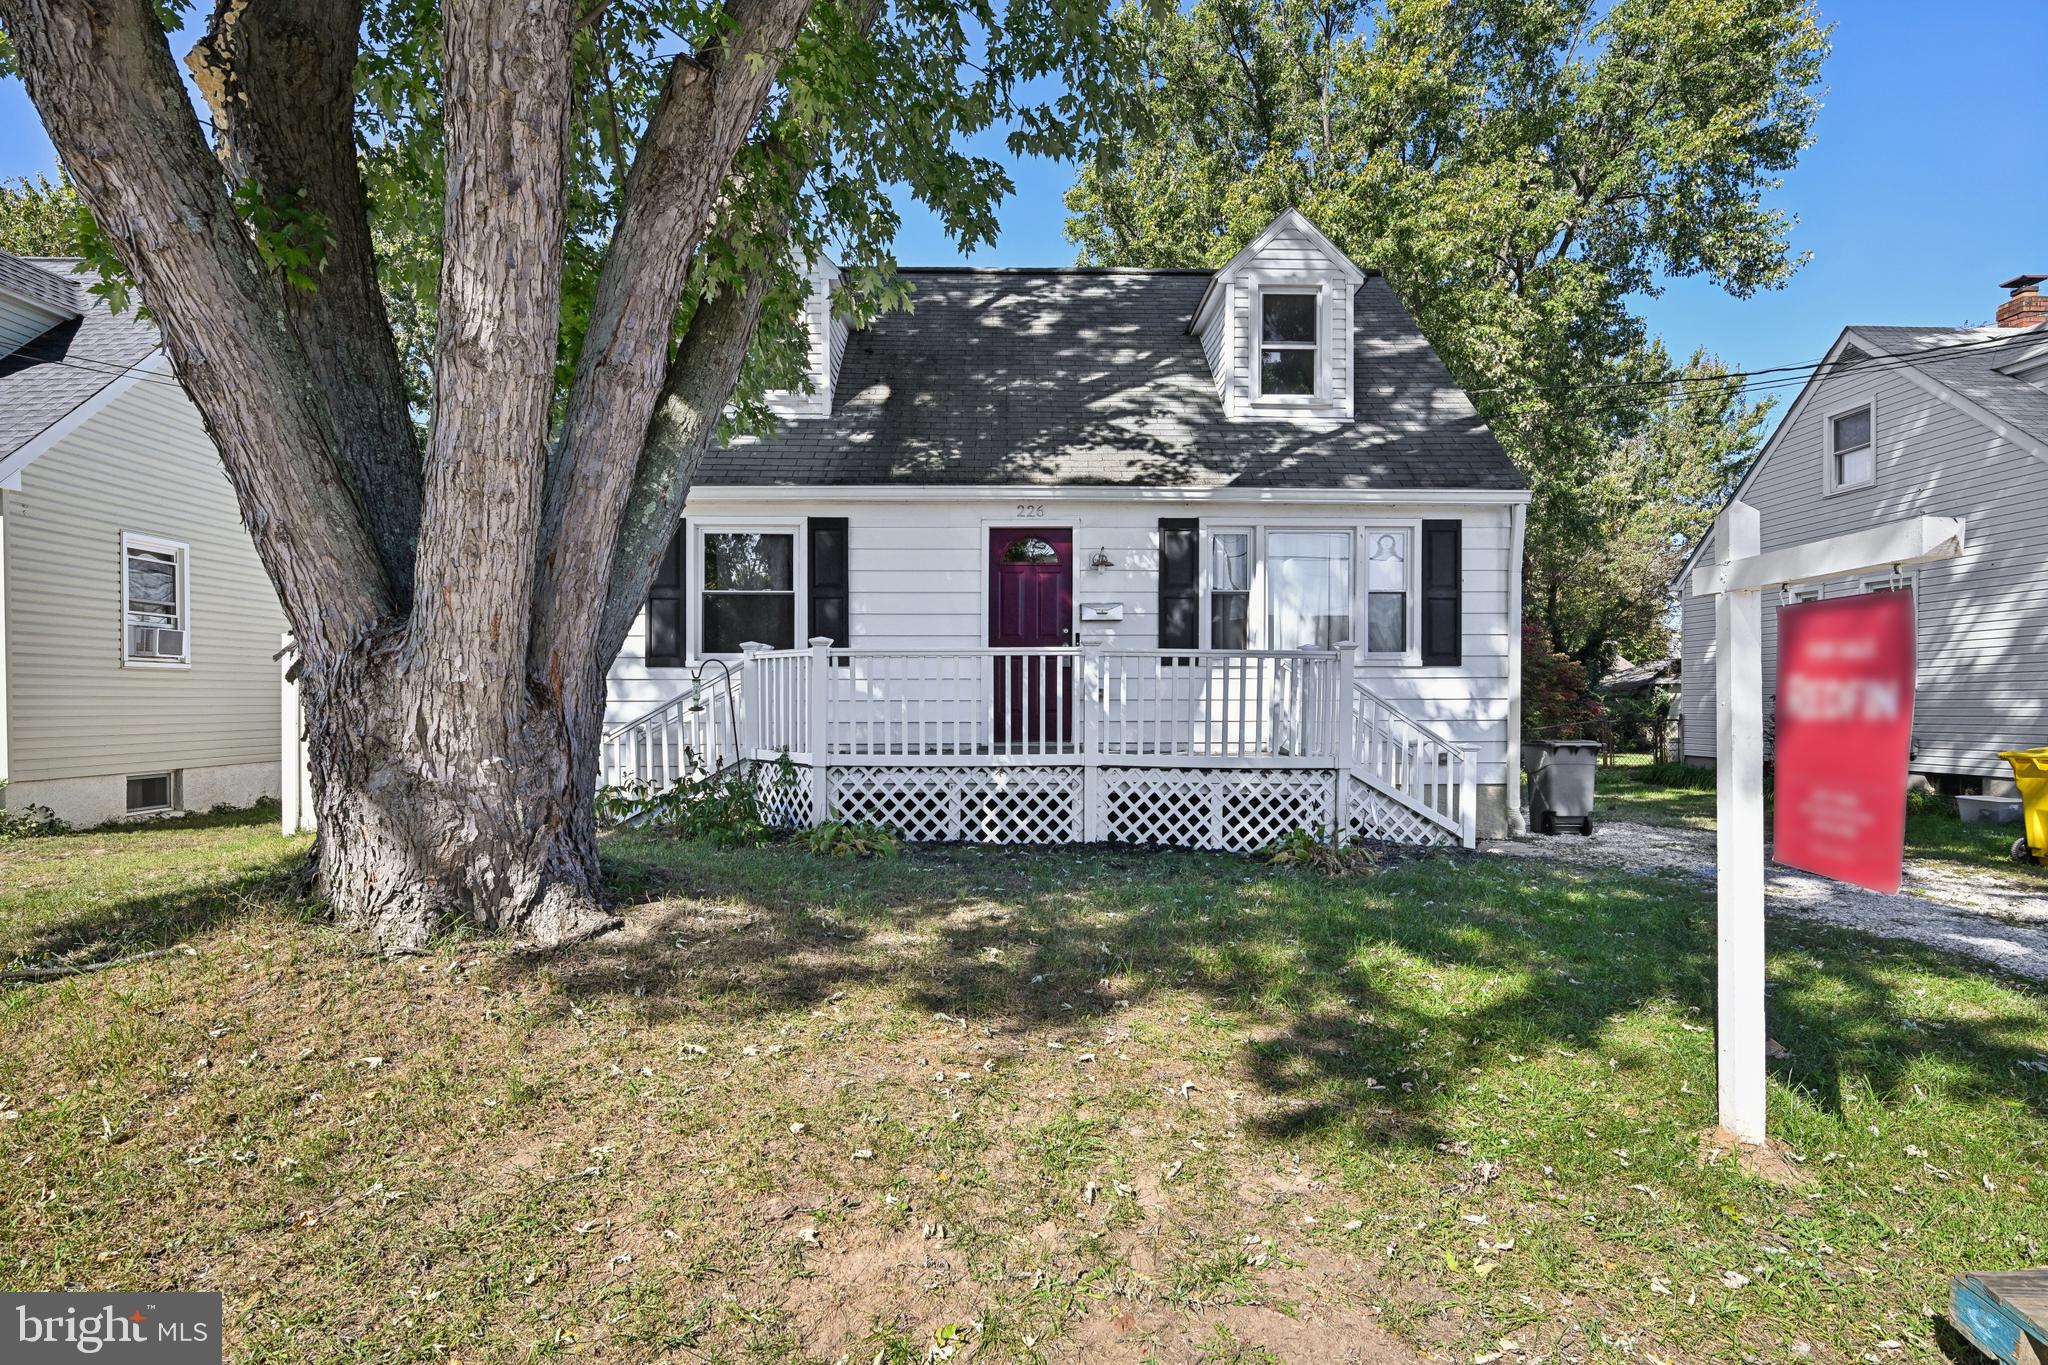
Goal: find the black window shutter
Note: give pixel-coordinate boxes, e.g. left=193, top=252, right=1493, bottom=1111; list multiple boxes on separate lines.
left=1158, top=518, right=1200, bottom=651
left=807, top=517, right=850, bottom=649
left=645, top=519, right=688, bottom=667
left=1421, top=518, right=1462, bottom=667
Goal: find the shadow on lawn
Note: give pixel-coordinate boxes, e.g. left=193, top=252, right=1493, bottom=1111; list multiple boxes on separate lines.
left=0, top=815, right=305, bottom=969
left=540, top=837, right=2048, bottom=1144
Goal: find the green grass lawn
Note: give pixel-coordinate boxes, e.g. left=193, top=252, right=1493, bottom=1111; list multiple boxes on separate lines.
left=1592, top=773, right=2044, bottom=880
left=5, top=810, right=2048, bottom=1362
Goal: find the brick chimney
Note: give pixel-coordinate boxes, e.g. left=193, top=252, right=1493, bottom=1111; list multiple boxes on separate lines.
left=1997, top=274, right=2048, bottom=329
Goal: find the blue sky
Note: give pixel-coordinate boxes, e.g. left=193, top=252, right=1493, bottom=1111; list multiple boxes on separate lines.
left=5, top=1, right=2043, bottom=390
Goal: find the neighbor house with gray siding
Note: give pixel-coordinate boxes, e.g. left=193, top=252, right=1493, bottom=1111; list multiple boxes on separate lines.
left=0, top=250, right=285, bottom=827
left=600, top=211, right=1532, bottom=847
left=1676, top=275, right=2048, bottom=792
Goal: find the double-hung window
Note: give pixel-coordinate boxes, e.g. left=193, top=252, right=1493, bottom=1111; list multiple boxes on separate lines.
left=1207, top=527, right=1251, bottom=649
left=122, top=533, right=190, bottom=667
left=1363, top=529, right=1411, bottom=654
left=1256, top=290, right=1320, bottom=398
left=1828, top=403, right=1874, bottom=491
left=700, top=530, right=797, bottom=653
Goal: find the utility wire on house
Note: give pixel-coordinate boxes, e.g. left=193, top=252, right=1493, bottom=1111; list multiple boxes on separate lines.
left=1466, top=327, right=2046, bottom=404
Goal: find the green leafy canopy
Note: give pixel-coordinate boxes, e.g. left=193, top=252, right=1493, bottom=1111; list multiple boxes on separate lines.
left=7, top=0, right=1145, bottom=433
left=343, top=0, right=1147, bottom=431
left=1064, top=0, right=1826, bottom=672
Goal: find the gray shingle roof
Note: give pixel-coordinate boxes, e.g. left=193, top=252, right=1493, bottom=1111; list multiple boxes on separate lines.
left=0, top=257, right=161, bottom=464
left=0, top=249, right=83, bottom=317
left=1848, top=322, right=2048, bottom=451
left=702, top=269, right=1525, bottom=491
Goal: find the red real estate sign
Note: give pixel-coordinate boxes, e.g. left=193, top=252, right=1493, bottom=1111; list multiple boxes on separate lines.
left=1772, top=589, right=1916, bottom=894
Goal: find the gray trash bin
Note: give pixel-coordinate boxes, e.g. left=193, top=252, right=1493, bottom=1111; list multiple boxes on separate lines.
left=1525, top=739, right=1600, bottom=836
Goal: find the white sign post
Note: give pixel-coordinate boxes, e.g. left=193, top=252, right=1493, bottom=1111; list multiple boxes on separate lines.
left=1689, top=501, right=1964, bottom=1145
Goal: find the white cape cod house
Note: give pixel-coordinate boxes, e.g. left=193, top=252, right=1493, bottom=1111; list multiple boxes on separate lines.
left=602, top=212, right=1531, bottom=848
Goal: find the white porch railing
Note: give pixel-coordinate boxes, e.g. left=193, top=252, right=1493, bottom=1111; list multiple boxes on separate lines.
left=1347, top=679, right=1477, bottom=847
left=598, top=639, right=1475, bottom=848
left=599, top=660, right=746, bottom=791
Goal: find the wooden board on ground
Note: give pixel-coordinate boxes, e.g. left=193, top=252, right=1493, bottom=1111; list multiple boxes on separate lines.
left=1953, top=1271, right=2048, bottom=1364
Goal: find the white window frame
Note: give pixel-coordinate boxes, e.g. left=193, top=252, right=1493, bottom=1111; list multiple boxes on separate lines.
left=1357, top=523, right=1421, bottom=663
left=690, top=520, right=805, bottom=659
left=1197, top=521, right=1421, bottom=665
left=124, top=770, right=178, bottom=815
left=1250, top=283, right=1326, bottom=404
left=120, top=531, right=191, bottom=669
left=1822, top=398, right=1876, bottom=495
left=1203, top=524, right=1253, bottom=651
left=1783, top=567, right=1914, bottom=604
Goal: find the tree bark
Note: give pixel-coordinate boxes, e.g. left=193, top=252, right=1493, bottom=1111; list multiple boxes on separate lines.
left=302, top=631, right=618, bottom=954
left=527, top=0, right=812, bottom=808
left=186, top=0, right=425, bottom=606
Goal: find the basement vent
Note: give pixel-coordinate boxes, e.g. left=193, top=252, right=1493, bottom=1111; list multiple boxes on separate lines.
left=125, top=772, right=176, bottom=814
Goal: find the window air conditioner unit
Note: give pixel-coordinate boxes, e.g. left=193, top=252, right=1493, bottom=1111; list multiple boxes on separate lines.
left=129, top=625, right=185, bottom=659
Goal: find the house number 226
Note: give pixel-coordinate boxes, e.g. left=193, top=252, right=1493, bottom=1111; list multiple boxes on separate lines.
left=1014, top=503, right=1047, bottom=518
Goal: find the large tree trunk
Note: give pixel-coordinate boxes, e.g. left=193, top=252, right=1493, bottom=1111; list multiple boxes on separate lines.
left=301, top=638, right=616, bottom=954
left=0, top=0, right=813, bottom=955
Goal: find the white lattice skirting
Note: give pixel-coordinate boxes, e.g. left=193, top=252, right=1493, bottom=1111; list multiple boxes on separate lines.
left=1096, top=766, right=1333, bottom=852
left=825, top=766, right=1084, bottom=844
left=1345, top=773, right=1459, bottom=848
left=743, top=762, right=1459, bottom=851
left=756, top=762, right=816, bottom=830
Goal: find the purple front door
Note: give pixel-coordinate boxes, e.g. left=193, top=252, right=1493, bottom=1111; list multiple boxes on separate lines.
left=989, top=527, right=1074, bottom=749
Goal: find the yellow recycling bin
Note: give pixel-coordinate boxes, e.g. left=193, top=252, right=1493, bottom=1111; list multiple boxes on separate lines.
left=1998, top=748, right=2048, bottom=866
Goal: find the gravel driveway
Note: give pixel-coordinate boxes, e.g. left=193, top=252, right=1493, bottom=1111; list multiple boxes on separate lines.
left=1480, top=819, right=2048, bottom=981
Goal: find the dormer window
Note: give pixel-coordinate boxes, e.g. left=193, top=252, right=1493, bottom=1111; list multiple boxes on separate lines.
left=1188, top=209, right=1364, bottom=420
left=1257, top=290, right=1320, bottom=398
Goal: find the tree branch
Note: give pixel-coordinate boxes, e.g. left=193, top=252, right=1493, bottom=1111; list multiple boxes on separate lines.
left=186, top=0, right=425, bottom=606
left=527, top=0, right=813, bottom=702
left=0, top=0, right=392, bottom=659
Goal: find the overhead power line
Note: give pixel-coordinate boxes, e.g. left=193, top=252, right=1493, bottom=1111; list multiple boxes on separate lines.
left=1468, top=327, right=2046, bottom=405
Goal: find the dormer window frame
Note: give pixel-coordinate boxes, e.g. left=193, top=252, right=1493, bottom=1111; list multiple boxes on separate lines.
left=1250, top=280, right=1328, bottom=407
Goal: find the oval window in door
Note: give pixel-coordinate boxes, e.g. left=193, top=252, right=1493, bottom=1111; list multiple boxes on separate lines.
left=1003, top=536, right=1060, bottom=564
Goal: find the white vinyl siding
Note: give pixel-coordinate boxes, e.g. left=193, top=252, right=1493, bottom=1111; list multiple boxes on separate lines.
left=1, top=367, right=287, bottom=783
left=0, top=295, right=67, bottom=358
left=1198, top=303, right=1229, bottom=398
left=609, top=496, right=1519, bottom=787
left=1680, top=360, right=2048, bottom=777
left=766, top=258, right=846, bottom=420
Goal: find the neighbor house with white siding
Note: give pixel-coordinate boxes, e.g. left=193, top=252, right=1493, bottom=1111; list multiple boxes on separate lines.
left=0, top=250, right=285, bottom=827
left=602, top=211, right=1532, bottom=846
left=1676, top=274, right=2048, bottom=792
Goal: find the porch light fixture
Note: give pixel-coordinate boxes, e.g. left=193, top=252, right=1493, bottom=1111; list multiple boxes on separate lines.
left=1088, top=548, right=1114, bottom=570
